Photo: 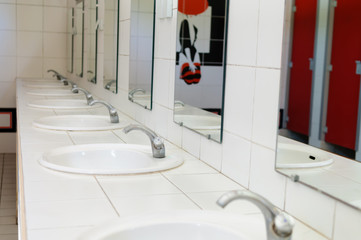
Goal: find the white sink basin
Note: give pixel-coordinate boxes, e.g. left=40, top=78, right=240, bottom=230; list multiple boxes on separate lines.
left=276, top=143, right=334, bottom=168
left=23, top=81, right=64, bottom=87
left=78, top=211, right=264, bottom=240
left=174, top=114, right=221, bottom=130
left=40, top=144, right=184, bottom=175
left=24, top=83, right=68, bottom=89
left=26, top=89, right=77, bottom=97
left=33, top=115, right=128, bottom=131
left=28, top=99, right=97, bottom=109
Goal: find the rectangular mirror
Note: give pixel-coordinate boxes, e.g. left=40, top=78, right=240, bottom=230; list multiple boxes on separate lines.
left=128, top=0, right=156, bottom=110
left=87, top=0, right=98, bottom=84
left=67, top=7, right=74, bottom=73
left=103, top=0, right=119, bottom=93
left=277, top=0, right=361, bottom=210
left=173, top=0, right=229, bottom=143
left=74, top=0, right=84, bottom=77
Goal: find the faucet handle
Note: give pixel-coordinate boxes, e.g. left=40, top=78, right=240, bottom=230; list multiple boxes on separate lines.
left=274, top=212, right=295, bottom=237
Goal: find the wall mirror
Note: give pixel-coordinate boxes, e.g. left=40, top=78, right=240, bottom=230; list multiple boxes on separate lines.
left=173, top=0, right=229, bottom=143
left=103, top=0, right=119, bottom=93
left=67, top=7, right=74, bottom=73
left=277, top=0, right=361, bottom=210
left=74, top=0, right=84, bottom=77
left=128, top=0, right=156, bottom=110
left=87, top=0, right=98, bottom=84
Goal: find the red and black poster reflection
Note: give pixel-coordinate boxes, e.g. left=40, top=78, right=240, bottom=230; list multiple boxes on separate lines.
left=176, top=0, right=227, bottom=85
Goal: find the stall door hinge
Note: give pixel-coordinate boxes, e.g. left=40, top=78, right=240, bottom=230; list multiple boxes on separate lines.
left=327, top=65, right=333, bottom=71
left=332, top=0, right=337, bottom=7
left=289, top=62, right=293, bottom=68
left=309, top=58, right=315, bottom=71
left=356, top=61, right=361, bottom=75
left=292, top=6, right=297, bottom=12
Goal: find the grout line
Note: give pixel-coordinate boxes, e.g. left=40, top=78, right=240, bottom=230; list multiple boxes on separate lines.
left=94, top=177, right=120, bottom=217
left=160, top=172, right=203, bottom=210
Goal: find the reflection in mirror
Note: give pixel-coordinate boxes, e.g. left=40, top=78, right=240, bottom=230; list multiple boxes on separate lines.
left=277, top=0, right=361, bottom=210
left=74, top=0, right=84, bottom=77
left=87, top=0, right=98, bottom=84
left=67, top=7, right=74, bottom=73
left=103, top=0, right=119, bottom=93
left=128, top=0, right=155, bottom=110
left=173, top=0, right=229, bottom=143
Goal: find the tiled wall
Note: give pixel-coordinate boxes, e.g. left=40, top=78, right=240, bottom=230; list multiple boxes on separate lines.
left=71, top=0, right=361, bottom=239
left=0, top=0, right=68, bottom=152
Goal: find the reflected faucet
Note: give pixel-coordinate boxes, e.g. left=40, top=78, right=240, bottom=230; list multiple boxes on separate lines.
left=104, top=80, right=116, bottom=90
left=217, top=190, right=295, bottom=240
left=128, top=88, right=146, bottom=101
left=72, top=87, right=94, bottom=105
left=47, top=69, right=65, bottom=80
left=123, top=124, right=165, bottom=158
left=174, top=100, right=185, bottom=107
left=89, top=100, right=119, bottom=123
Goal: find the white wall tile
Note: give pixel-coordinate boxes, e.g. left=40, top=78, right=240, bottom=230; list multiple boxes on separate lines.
left=17, top=32, right=43, bottom=57
left=182, top=128, right=201, bottom=158
left=333, top=202, right=361, bottom=240
left=44, top=6, right=67, bottom=32
left=153, top=58, right=171, bottom=107
left=119, top=20, right=130, bottom=55
left=252, top=68, right=280, bottom=149
left=0, top=57, right=16, bottom=82
left=222, top=132, right=251, bottom=188
left=0, top=82, right=15, bottom=107
left=223, top=65, right=255, bottom=140
left=17, top=5, right=43, bottom=31
left=154, top=9, right=177, bottom=60
left=0, top=31, right=16, bottom=56
left=17, top=57, right=43, bottom=78
left=0, top=4, right=16, bottom=30
left=227, top=0, right=259, bottom=66
left=17, top=0, right=42, bottom=5
left=167, top=113, right=182, bottom=147
left=285, top=179, right=336, bottom=238
left=256, top=0, right=285, bottom=68
left=200, top=137, right=222, bottom=171
left=249, top=144, right=286, bottom=209
left=43, top=0, right=67, bottom=7
left=117, top=55, right=130, bottom=91
left=44, top=33, right=67, bottom=58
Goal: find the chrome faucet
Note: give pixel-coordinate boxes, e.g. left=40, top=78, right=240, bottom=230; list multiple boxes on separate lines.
left=217, top=190, right=295, bottom=240
left=174, top=100, right=185, bottom=107
left=123, top=124, right=165, bottom=158
left=128, top=88, right=146, bottom=101
left=72, top=87, right=94, bottom=105
left=89, top=100, right=119, bottom=123
left=60, top=78, right=69, bottom=86
left=104, top=80, right=116, bottom=90
left=47, top=69, right=65, bottom=80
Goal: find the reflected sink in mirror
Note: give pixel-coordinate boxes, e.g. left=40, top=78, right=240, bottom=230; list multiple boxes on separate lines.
left=33, top=115, right=128, bottom=131
left=26, top=89, right=78, bottom=97
left=174, top=114, right=221, bottom=130
left=276, top=140, right=334, bottom=169
left=28, top=99, right=98, bottom=110
left=40, top=144, right=183, bottom=175
left=78, top=210, right=264, bottom=240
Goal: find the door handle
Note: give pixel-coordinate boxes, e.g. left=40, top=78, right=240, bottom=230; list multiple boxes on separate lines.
left=356, top=61, right=361, bottom=75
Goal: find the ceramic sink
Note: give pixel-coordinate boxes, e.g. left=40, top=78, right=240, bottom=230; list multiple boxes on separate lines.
left=33, top=115, right=128, bottom=131
left=28, top=99, right=97, bottom=110
left=78, top=210, right=264, bottom=240
left=26, top=89, right=77, bottom=97
left=276, top=143, right=334, bottom=168
left=174, top=114, right=221, bottom=130
left=40, top=144, right=184, bottom=175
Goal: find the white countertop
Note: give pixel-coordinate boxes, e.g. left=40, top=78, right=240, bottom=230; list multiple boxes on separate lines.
left=16, top=79, right=327, bottom=240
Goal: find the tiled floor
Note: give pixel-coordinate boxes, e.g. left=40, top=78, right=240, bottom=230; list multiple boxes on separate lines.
left=0, top=153, right=18, bottom=240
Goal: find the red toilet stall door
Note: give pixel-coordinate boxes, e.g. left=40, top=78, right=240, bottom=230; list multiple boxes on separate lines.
left=287, top=0, right=318, bottom=136
left=325, top=0, right=361, bottom=150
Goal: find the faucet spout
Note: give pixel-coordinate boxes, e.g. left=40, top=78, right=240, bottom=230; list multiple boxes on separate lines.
left=72, top=87, right=94, bottom=105
left=128, top=88, right=146, bottom=101
left=105, top=80, right=116, bottom=90
left=89, top=100, right=119, bottom=123
left=217, top=190, right=294, bottom=240
left=123, top=124, right=165, bottom=158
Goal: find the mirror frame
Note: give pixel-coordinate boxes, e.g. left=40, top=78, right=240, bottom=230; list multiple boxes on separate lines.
left=88, top=0, right=98, bottom=84
left=74, top=0, right=85, bottom=77
left=172, top=0, right=230, bottom=143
